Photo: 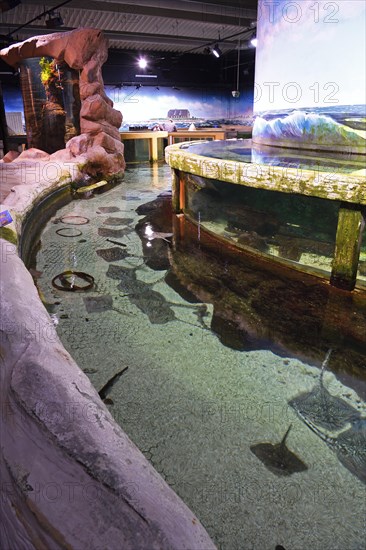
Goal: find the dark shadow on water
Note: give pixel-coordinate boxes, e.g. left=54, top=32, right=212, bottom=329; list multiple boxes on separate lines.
left=250, top=425, right=308, bottom=477
left=134, top=192, right=366, bottom=400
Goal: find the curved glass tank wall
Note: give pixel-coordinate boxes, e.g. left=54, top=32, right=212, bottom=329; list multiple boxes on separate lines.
left=20, top=57, right=80, bottom=153
left=165, top=140, right=366, bottom=291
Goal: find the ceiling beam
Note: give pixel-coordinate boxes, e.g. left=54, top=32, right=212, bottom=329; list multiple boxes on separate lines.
left=18, top=0, right=256, bottom=27
left=180, top=0, right=257, bottom=8
left=0, top=23, right=248, bottom=49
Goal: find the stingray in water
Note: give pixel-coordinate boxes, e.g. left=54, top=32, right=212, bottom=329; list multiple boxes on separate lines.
left=296, top=413, right=366, bottom=485
left=142, top=223, right=173, bottom=243
left=289, top=349, right=360, bottom=430
left=83, top=295, right=130, bottom=316
left=106, top=264, right=180, bottom=323
left=98, top=227, right=133, bottom=238
left=96, top=247, right=130, bottom=262
left=106, top=264, right=137, bottom=293
left=103, top=217, right=134, bottom=226
left=147, top=230, right=173, bottom=243
left=106, top=264, right=208, bottom=328
left=250, top=425, right=308, bottom=477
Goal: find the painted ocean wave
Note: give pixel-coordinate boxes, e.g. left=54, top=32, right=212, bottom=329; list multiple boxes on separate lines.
left=253, top=111, right=366, bottom=150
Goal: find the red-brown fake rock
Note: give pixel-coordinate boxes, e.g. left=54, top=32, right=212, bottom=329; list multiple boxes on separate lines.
left=0, top=28, right=125, bottom=179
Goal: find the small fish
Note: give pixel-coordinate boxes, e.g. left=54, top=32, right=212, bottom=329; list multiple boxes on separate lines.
left=97, top=207, right=121, bottom=213
left=250, top=425, right=308, bottom=477
left=98, top=366, right=129, bottom=401
left=106, top=238, right=127, bottom=247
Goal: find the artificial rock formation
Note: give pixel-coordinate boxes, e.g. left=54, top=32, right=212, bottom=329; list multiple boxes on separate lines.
left=0, top=28, right=125, bottom=179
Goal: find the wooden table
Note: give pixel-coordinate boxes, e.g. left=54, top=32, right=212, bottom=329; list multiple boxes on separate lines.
left=120, top=129, right=228, bottom=162
left=167, top=129, right=227, bottom=145
left=120, top=131, right=168, bottom=162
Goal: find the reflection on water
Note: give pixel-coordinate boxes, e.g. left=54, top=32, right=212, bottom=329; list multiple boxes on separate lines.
left=169, top=206, right=366, bottom=398
left=185, top=140, right=366, bottom=175
left=34, top=164, right=366, bottom=550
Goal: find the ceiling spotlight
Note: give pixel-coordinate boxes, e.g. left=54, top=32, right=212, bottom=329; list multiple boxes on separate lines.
left=212, top=44, right=222, bottom=58
left=138, top=57, right=147, bottom=69
left=250, top=37, right=258, bottom=48
left=45, top=10, right=64, bottom=28
left=203, top=47, right=211, bottom=55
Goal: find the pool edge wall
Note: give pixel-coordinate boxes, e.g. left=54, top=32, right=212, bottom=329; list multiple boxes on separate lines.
left=0, top=168, right=216, bottom=549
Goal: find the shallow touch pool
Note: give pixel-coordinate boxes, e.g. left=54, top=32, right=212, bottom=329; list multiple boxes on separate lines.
left=34, top=163, right=366, bottom=550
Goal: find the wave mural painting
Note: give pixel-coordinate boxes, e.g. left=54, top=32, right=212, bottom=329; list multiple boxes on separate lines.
left=2, top=83, right=255, bottom=137
left=104, top=86, right=254, bottom=129
left=253, top=0, right=366, bottom=154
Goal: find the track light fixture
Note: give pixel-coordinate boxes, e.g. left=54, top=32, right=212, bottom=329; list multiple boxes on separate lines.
left=212, top=44, right=222, bottom=58
left=45, top=10, right=64, bottom=28
left=5, top=1, right=71, bottom=37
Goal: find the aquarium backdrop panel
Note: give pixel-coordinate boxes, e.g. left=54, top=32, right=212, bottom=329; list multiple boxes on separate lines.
left=2, top=83, right=25, bottom=134
left=3, top=83, right=254, bottom=135
left=253, top=0, right=366, bottom=154
left=105, top=86, right=254, bottom=130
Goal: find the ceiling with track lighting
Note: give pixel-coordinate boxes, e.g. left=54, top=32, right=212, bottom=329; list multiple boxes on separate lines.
left=0, top=0, right=258, bottom=54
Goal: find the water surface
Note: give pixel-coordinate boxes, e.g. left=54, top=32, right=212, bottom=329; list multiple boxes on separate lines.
left=34, top=163, right=366, bottom=550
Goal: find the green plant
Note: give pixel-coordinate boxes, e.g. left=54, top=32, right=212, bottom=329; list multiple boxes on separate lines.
left=39, top=57, right=56, bottom=86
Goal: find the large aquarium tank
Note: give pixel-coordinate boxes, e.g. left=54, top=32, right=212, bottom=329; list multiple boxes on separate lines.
left=19, top=57, right=80, bottom=153
left=253, top=0, right=366, bottom=154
